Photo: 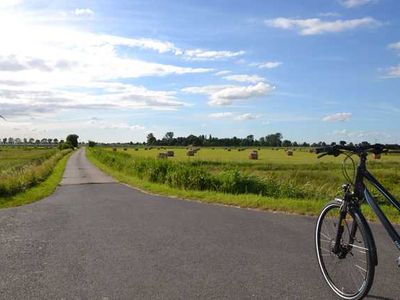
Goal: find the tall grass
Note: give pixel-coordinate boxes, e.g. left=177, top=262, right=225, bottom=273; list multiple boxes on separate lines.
left=0, top=149, right=72, bottom=197
left=90, top=148, right=306, bottom=198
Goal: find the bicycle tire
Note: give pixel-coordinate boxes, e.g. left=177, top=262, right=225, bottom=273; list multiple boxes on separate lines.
left=315, top=200, right=375, bottom=300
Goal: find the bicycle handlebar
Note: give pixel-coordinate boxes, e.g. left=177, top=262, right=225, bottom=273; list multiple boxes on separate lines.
left=315, top=144, right=400, bottom=157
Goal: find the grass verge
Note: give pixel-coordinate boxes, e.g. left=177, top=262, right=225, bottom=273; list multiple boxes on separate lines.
left=0, top=151, right=73, bottom=208
left=87, top=149, right=400, bottom=223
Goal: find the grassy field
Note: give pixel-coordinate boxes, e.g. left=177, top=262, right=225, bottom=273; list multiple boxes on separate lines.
left=0, top=147, right=72, bottom=199
left=89, top=147, right=400, bottom=222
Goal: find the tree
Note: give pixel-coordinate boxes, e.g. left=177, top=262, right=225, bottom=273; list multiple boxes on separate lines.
left=265, top=133, right=282, bottom=147
left=282, top=140, right=292, bottom=147
left=66, top=134, right=79, bottom=148
left=146, top=133, right=156, bottom=145
left=88, top=140, right=97, bottom=147
left=165, top=132, right=174, bottom=140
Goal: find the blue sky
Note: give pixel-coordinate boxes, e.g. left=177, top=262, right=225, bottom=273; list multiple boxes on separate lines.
left=0, top=0, right=399, bottom=143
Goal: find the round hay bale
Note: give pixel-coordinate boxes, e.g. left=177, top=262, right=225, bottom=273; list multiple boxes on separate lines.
left=186, top=150, right=195, bottom=156
left=135, top=148, right=139, bottom=151
left=287, top=150, right=293, bottom=156
left=123, top=148, right=127, bottom=151
left=157, top=152, right=168, bottom=159
left=112, top=148, right=117, bottom=152
left=249, top=151, right=258, bottom=160
left=373, top=153, right=381, bottom=160
left=166, top=150, right=174, bottom=157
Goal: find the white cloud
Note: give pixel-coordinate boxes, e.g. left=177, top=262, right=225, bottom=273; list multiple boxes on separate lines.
left=319, top=12, right=341, bottom=17
left=323, top=112, right=352, bottom=122
left=86, top=119, right=145, bottom=131
left=209, top=112, right=234, bottom=119
left=265, top=17, right=380, bottom=35
left=182, top=84, right=234, bottom=95
left=208, top=112, right=259, bottom=121
left=183, top=49, right=245, bottom=60
left=339, top=0, right=375, bottom=8
left=223, top=74, right=265, bottom=84
left=383, top=65, right=400, bottom=78
left=257, top=61, right=282, bottom=69
left=388, top=41, right=400, bottom=52
left=209, top=82, right=274, bottom=106
left=234, top=113, right=258, bottom=121
left=183, top=82, right=274, bottom=106
left=0, top=0, right=22, bottom=8
left=73, top=8, right=94, bottom=16
left=215, top=70, right=232, bottom=76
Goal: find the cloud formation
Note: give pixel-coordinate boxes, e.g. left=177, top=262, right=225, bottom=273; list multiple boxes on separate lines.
left=257, top=61, right=282, bottom=69
left=184, top=82, right=274, bottom=106
left=208, top=112, right=259, bottom=121
left=223, top=74, right=265, bottom=84
left=73, top=8, right=94, bottom=16
left=265, top=17, right=379, bottom=35
left=323, top=112, right=352, bottom=122
left=339, top=0, right=375, bottom=8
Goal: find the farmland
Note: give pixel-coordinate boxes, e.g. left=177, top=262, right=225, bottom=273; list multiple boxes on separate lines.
left=88, top=147, right=400, bottom=221
left=0, top=147, right=72, bottom=200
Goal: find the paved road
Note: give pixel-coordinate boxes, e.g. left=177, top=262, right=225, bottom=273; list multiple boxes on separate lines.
left=0, top=148, right=398, bottom=299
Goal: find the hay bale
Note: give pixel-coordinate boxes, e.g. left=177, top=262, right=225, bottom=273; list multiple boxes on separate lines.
left=249, top=151, right=258, bottom=160
left=112, top=148, right=117, bottom=152
left=166, top=150, right=174, bottom=157
left=157, top=152, right=168, bottom=159
left=186, top=150, right=195, bottom=156
left=135, top=148, right=139, bottom=151
left=287, top=150, right=293, bottom=156
left=227, top=148, right=231, bottom=152
left=373, top=153, right=381, bottom=160
left=123, top=148, right=127, bottom=151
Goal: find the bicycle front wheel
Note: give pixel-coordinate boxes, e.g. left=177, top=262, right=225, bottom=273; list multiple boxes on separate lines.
left=315, top=200, right=375, bottom=300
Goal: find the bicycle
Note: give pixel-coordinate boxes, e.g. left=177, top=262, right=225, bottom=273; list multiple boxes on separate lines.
left=314, top=143, right=400, bottom=300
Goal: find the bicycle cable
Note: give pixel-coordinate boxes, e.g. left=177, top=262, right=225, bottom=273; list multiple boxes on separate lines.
left=342, top=152, right=356, bottom=186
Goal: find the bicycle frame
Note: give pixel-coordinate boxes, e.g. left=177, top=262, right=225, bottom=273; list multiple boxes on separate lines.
left=353, top=153, right=400, bottom=252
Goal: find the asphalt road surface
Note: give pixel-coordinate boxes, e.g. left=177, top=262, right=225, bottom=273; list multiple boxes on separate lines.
left=0, top=148, right=398, bottom=299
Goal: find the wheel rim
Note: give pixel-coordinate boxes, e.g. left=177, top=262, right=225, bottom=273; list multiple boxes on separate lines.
left=316, top=204, right=370, bottom=298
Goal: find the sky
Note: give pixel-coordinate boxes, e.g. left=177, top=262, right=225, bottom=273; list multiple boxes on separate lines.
left=0, top=0, right=399, bottom=143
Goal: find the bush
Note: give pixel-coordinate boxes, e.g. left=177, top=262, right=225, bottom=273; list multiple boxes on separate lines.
left=58, top=141, right=73, bottom=150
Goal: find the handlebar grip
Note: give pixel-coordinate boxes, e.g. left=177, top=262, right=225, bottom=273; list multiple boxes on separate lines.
left=315, top=147, right=333, bottom=154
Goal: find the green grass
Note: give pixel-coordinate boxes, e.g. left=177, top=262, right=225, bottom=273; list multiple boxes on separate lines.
left=87, top=147, right=400, bottom=223
left=0, top=148, right=72, bottom=197
left=0, top=151, right=73, bottom=208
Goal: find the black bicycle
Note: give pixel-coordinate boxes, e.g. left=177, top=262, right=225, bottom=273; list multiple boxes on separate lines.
left=314, top=143, right=400, bottom=300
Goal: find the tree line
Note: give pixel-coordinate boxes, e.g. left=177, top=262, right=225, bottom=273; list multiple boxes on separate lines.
left=1, top=134, right=80, bottom=148
left=145, top=132, right=345, bottom=147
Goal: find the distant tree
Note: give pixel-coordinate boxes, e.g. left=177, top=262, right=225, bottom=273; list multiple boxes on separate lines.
left=282, top=140, right=292, bottom=147
left=88, top=140, right=97, bottom=147
left=47, top=138, right=53, bottom=144
left=66, top=134, right=79, bottom=147
left=53, top=138, right=59, bottom=144
left=29, top=138, right=35, bottom=144
left=165, top=132, right=174, bottom=140
left=339, top=140, right=346, bottom=146
left=265, top=133, right=282, bottom=147
left=147, top=133, right=156, bottom=145
left=8, top=137, right=14, bottom=144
